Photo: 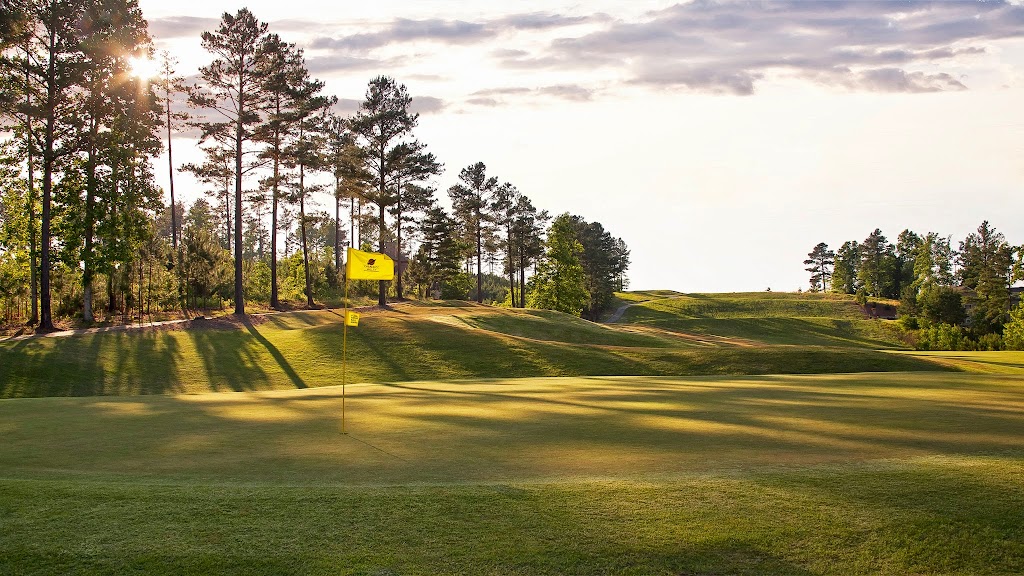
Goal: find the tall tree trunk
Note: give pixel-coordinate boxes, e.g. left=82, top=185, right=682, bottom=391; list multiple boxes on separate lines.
left=378, top=202, right=387, bottom=306
left=38, top=24, right=58, bottom=331
left=475, top=209, right=483, bottom=303
left=166, top=95, right=177, bottom=252
left=300, top=163, right=313, bottom=308
left=377, top=153, right=387, bottom=307
left=269, top=108, right=280, bottom=309
left=519, top=252, right=526, bottom=308
left=507, top=224, right=515, bottom=308
left=233, top=110, right=244, bottom=315
left=395, top=176, right=404, bottom=300
left=24, top=42, right=38, bottom=325
left=82, top=116, right=97, bottom=323
left=334, top=176, right=341, bottom=274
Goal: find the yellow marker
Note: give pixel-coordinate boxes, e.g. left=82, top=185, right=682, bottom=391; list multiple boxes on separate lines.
left=345, top=311, right=360, bottom=327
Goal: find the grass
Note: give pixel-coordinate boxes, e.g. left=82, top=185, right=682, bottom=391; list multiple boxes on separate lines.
left=0, top=297, right=944, bottom=398
left=617, top=292, right=910, bottom=347
left=1, top=372, right=1023, bottom=574
left=3, top=291, right=1023, bottom=573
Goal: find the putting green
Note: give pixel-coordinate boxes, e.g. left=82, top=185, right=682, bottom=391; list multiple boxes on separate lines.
left=2, top=372, right=1023, bottom=574
left=2, top=372, right=1022, bottom=485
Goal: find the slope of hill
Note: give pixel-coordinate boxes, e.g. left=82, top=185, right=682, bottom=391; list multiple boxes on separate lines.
left=0, top=293, right=940, bottom=398
left=614, top=292, right=907, bottom=348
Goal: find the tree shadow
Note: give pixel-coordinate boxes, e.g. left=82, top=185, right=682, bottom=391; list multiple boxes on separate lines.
left=242, top=318, right=307, bottom=389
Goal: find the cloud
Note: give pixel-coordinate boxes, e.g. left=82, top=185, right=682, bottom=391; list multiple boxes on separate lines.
left=492, top=13, right=597, bottom=31
left=305, top=55, right=391, bottom=74
left=147, top=16, right=219, bottom=40
left=409, top=96, right=446, bottom=114
left=850, top=68, right=967, bottom=93
left=310, top=12, right=602, bottom=53
left=466, top=84, right=596, bottom=106
left=537, top=85, right=593, bottom=101
left=312, top=18, right=491, bottom=51
left=332, top=99, right=363, bottom=115
left=508, top=0, right=1024, bottom=94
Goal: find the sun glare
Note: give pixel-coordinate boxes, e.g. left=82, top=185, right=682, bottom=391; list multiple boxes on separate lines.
left=128, top=56, right=159, bottom=79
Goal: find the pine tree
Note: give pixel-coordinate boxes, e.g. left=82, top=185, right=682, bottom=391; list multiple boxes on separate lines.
left=448, top=162, right=498, bottom=303
left=387, top=140, right=440, bottom=299
left=858, top=229, right=892, bottom=298
left=349, top=76, right=418, bottom=306
left=803, top=242, right=834, bottom=292
left=831, top=240, right=859, bottom=295
left=190, top=8, right=272, bottom=315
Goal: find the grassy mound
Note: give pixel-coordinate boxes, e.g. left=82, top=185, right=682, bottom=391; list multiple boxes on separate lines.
left=1, top=299, right=942, bottom=398
left=617, top=292, right=909, bottom=347
left=2, top=372, right=1022, bottom=574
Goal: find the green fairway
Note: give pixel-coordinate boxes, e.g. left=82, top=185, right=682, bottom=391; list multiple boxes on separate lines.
left=1, top=372, right=1023, bottom=574
left=0, top=298, right=943, bottom=398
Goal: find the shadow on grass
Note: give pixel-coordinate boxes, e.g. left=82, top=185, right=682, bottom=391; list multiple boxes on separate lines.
left=243, top=319, right=307, bottom=389
left=0, top=330, right=184, bottom=397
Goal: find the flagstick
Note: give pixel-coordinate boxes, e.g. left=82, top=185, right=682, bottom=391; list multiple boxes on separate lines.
left=342, top=273, right=348, bottom=434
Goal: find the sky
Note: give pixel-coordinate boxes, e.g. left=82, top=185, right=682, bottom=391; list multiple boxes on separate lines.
left=137, top=0, right=1024, bottom=292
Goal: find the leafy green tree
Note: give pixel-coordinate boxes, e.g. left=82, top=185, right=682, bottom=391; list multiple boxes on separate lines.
left=408, top=204, right=465, bottom=298
left=448, top=162, right=498, bottom=303
left=190, top=8, right=272, bottom=315
left=831, top=240, right=859, bottom=294
left=567, top=215, right=630, bottom=320
left=913, top=233, right=954, bottom=291
left=958, top=221, right=1013, bottom=334
left=893, top=229, right=920, bottom=300
left=1, top=33, right=40, bottom=324
left=803, top=242, right=834, bottom=292
left=858, top=228, right=893, bottom=298
left=350, top=75, right=418, bottom=306
left=529, top=213, right=588, bottom=316
left=918, top=285, right=966, bottom=326
left=76, top=0, right=158, bottom=321
left=1002, top=300, right=1024, bottom=350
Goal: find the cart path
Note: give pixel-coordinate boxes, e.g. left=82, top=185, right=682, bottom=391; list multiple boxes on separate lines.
left=603, top=295, right=688, bottom=323
left=0, top=302, right=412, bottom=343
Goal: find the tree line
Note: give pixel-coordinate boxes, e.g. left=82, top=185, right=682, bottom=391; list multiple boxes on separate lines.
left=0, top=3, right=630, bottom=329
left=804, top=221, right=1022, bottom=349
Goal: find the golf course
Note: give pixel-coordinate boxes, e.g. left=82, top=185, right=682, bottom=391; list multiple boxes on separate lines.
left=2, top=291, right=1023, bottom=574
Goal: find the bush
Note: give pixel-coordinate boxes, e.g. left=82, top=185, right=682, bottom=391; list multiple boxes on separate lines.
left=917, top=323, right=972, bottom=351
left=441, top=272, right=472, bottom=300
left=1003, top=301, right=1024, bottom=350
left=899, top=315, right=919, bottom=330
left=976, top=333, right=1004, bottom=351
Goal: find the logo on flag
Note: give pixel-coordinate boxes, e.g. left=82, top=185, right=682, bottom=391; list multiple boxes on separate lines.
left=346, top=248, right=395, bottom=281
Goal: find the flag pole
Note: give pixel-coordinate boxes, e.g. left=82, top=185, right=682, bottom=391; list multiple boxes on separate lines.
left=342, top=267, right=348, bottom=434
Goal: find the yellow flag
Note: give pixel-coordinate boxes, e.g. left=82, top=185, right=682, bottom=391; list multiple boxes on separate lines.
left=345, top=247, right=395, bottom=281
left=345, top=311, right=360, bottom=327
